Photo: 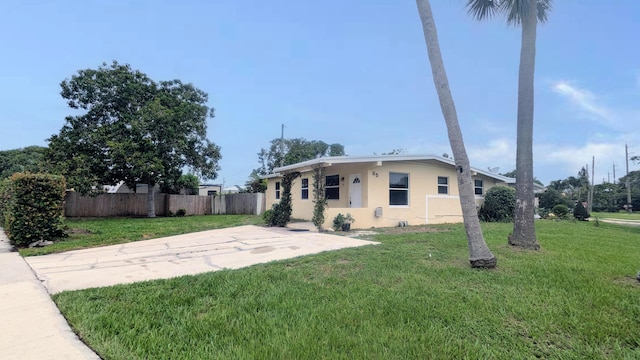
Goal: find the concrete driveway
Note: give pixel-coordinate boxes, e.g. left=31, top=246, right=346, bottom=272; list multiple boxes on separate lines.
left=26, top=225, right=378, bottom=294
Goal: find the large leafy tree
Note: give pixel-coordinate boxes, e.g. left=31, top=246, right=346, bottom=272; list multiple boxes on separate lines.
left=0, top=146, right=47, bottom=179
left=46, top=61, right=221, bottom=217
left=245, top=138, right=345, bottom=192
left=466, top=0, right=551, bottom=250
left=416, top=0, right=496, bottom=268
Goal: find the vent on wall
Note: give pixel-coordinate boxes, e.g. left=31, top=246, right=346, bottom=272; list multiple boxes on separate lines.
left=374, top=207, right=383, bottom=217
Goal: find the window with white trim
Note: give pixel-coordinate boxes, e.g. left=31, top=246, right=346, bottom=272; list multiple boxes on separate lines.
left=437, top=176, right=448, bottom=194
left=325, top=175, right=340, bottom=200
left=389, top=172, right=409, bottom=206
left=474, top=179, right=483, bottom=195
left=275, top=181, right=281, bottom=199
left=301, top=178, right=309, bottom=200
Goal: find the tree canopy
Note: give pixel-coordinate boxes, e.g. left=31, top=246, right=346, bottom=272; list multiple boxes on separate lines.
left=0, top=146, right=47, bottom=179
left=46, top=61, right=221, bottom=216
left=245, top=138, right=345, bottom=193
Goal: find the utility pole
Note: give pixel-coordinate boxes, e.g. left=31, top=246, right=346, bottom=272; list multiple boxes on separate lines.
left=613, top=162, right=616, bottom=184
left=626, top=143, right=632, bottom=213
left=280, top=123, right=285, bottom=167
left=588, top=156, right=594, bottom=213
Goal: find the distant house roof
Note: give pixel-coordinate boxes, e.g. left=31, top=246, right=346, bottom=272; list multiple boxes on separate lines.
left=223, top=185, right=243, bottom=193
left=265, top=154, right=514, bottom=183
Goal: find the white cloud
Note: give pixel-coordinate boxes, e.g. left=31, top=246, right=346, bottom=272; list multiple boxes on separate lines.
left=535, top=141, right=627, bottom=184
left=467, top=138, right=516, bottom=173
left=551, top=80, right=615, bottom=125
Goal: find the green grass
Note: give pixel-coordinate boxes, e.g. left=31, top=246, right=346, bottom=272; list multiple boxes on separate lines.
left=592, top=211, right=640, bottom=221
left=53, top=221, right=640, bottom=359
left=20, top=215, right=263, bottom=256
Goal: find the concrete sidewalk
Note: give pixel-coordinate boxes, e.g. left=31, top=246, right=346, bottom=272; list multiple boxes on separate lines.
left=0, top=229, right=99, bottom=359
left=26, top=225, right=377, bottom=294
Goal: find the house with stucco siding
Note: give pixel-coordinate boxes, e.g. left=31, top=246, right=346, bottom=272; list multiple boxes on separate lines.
left=265, top=155, right=515, bottom=229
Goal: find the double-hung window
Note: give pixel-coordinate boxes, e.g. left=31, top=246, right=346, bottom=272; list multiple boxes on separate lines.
left=325, top=175, right=340, bottom=200
left=389, top=172, right=409, bottom=206
left=437, top=176, right=448, bottom=194
left=474, top=179, right=483, bottom=195
left=301, top=178, right=309, bottom=200
left=275, top=181, right=281, bottom=199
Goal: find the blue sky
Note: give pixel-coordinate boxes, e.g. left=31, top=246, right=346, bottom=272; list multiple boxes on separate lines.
left=1, top=1, right=638, bottom=187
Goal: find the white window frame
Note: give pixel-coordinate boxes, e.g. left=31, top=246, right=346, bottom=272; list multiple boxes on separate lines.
left=437, top=176, right=449, bottom=195
left=301, top=178, right=309, bottom=200
left=325, top=174, right=340, bottom=200
left=389, top=172, right=409, bottom=206
left=474, top=179, right=483, bottom=196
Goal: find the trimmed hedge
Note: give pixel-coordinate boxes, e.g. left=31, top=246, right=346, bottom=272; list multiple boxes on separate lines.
left=478, top=185, right=516, bottom=222
left=0, top=173, right=67, bottom=247
left=573, top=201, right=590, bottom=221
left=552, top=204, right=570, bottom=219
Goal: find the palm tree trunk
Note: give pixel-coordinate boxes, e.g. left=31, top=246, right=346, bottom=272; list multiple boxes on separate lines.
left=510, top=0, right=540, bottom=250
left=147, top=183, right=156, bottom=218
left=416, top=0, right=496, bottom=268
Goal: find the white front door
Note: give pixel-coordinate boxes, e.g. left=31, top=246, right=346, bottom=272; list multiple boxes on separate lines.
left=349, top=174, right=362, bottom=208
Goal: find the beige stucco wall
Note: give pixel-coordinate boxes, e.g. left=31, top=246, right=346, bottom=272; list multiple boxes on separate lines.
left=265, top=160, right=504, bottom=229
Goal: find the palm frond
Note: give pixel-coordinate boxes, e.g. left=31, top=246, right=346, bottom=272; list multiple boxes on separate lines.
left=466, top=0, right=500, bottom=20
left=536, top=0, right=552, bottom=23
left=504, top=0, right=553, bottom=25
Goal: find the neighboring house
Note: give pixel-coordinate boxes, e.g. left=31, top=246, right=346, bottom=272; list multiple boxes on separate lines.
left=223, top=185, right=243, bottom=194
left=199, top=184, right=223, bottom=196
left=265, top=155, right=515, bottom=229
left=103, top=182, right=161, bottom=194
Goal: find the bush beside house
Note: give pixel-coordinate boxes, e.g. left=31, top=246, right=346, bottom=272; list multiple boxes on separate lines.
left=478, top=185, right=515, bottom=222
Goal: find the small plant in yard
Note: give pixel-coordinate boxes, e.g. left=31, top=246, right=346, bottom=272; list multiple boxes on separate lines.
left=176, top=209, right=187, bottom=217
left=332, top=213, right=355, bottom=231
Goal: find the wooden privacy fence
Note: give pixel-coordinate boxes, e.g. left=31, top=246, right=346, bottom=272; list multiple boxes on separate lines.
left=64, top=192, right=265, bottom=217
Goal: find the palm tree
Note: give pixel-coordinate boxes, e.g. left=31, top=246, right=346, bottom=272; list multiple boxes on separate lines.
left=466, top=0, right=552, bottom=250
left=416, top=0, right=497, bottom=268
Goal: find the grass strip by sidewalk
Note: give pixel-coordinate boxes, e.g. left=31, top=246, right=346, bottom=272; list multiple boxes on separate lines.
left=20, top=215, right=263, bottom=256
left=54, top=221, right=640, bottom=359
left=592, top=211, right=640, bottom=221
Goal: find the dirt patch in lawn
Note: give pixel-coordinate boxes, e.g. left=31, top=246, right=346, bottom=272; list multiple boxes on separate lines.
left=69, top=228, right=92, bottom=235
left=380, top=225, right=452, bottom=235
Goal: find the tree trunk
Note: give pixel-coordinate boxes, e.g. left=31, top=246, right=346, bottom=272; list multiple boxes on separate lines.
left=510, top=0, right=540, bottom=250
left=416, top=0, right=496, bottom=268
left=147, top=183, right=156, bottom=218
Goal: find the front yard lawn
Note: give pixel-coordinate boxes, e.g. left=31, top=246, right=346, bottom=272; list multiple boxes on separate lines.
left=54, top=221, right=640, bottom=359
left=20, top=215, right=263, bottom=256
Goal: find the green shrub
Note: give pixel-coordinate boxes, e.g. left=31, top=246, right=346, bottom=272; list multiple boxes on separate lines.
left=0, top=178, right=10, bottom=226
left=573, top=201, right=590, bottom=221
left=552, top=204, right=570, bottom=219
left=332, top=213, right=345, bottom=231
left=538, top=208, right=550, bottom=219
left=176, top=209, right=187, bottom=217
left=332, top=213, right=355, bottom=231
left=3, top=173, right=68, bottom=247
left=311, top=165, right=327, bottom=231
left=478, top=185, right=515, bottom=222
left=264, top=203, right=290, bottom=227
left=262, top=209, right=274, bottom=225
